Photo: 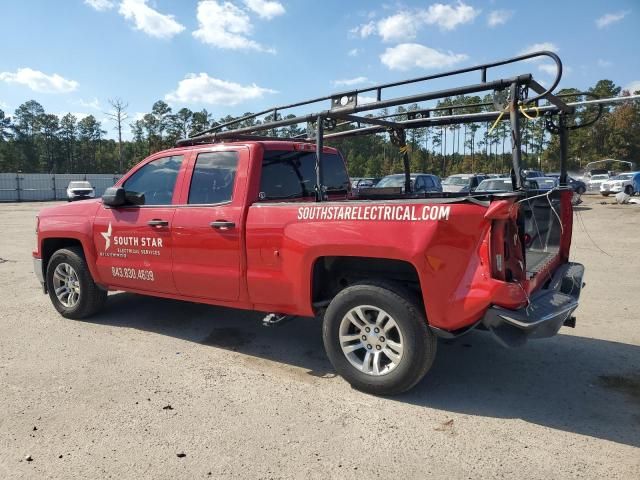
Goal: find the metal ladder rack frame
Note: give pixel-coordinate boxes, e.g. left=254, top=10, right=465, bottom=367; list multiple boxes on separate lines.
left=176, top=51, right=586, bottom=201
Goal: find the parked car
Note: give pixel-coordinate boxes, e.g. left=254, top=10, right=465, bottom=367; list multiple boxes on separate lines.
left=546, top=173, right=587, bottom=194
left=475, top=178, right=514, bottom=193
left=486, top=173, right=510, bottom=179
left=66, top=181, right=95, bottom=201
left=600, top=172, right=640, bottom=196
left=520, top=169, right=545, bottom=179
left=374, top=173, right=442, bottom=193
left=524, top=177, right=558, bottom=191
left=441, top=174, right=488, bottom=194
left=351, top=177, right=380, bottom=192
left=587, top=173, right=610, bottom=192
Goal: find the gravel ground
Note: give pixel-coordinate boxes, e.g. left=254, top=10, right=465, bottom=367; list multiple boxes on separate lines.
left=0, top=198, right=638, bottom=479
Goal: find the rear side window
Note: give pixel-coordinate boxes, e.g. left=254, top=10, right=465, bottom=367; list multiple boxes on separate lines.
left=259, top=150, right=349, bottom=200
left=426, top=176, right=436, bottom=188
left=188, top=151, right=239, bottom=204
left=123, top=155, right=183, bottom=205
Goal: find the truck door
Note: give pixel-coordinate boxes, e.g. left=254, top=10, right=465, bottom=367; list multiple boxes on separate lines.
left=171, top=149, right=244, bottom=301
left=93, top=155, right=185, bottom=294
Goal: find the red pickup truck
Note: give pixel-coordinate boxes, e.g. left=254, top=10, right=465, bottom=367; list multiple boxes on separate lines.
left=33, top=53, right=589, bottom=394
left=33, top=139, right=583, bottom=394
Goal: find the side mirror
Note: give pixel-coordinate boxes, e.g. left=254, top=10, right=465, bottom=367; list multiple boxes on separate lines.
left=102, top=187, right=146, bottom=207
left=102, top=187, right=126, bottom=207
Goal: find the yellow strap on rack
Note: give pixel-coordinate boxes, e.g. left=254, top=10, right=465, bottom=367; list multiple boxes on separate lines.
left=399, top=145, right=409, bottom=154
left=519, top=103, right=540, bottom=120
left=488, top=105, right=509, bottom=135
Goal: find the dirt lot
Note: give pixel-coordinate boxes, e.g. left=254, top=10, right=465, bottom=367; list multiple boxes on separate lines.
left=0, top=198, right=639, bottom=479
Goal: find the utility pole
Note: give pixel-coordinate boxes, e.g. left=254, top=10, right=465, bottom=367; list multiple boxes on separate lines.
left=106, top=98, right=129, bottom=172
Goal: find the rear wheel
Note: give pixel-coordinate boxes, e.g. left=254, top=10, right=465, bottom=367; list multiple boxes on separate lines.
left=625, top=185, right=634, bottom=196
left=46, top=247, right=107, bottom=319
left=322, top=282, right=436, bottom=395
left=602, top=193, right=609, bottom=197
left=576, top=186, right=586, bottom=195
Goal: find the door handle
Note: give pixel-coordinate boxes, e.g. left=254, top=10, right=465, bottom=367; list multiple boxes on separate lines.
left=147, top=219, right=169, bottom=227
left=210, top=221, right=235, bottom=230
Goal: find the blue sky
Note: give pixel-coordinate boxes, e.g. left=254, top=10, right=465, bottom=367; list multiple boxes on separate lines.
left=0, top=0, right=638, bottom=139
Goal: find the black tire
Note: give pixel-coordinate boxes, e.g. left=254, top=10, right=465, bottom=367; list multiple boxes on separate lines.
left=602, top=193, right=609, bottom=197
left=46, top=247, right=107, bottom=319
left=625, top=186, right=634, bottom=196
left=322, top=281, right=437, bottom=395
left=577, top=186, right=586, bottom=195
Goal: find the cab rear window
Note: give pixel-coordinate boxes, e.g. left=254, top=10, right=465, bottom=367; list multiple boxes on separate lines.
left=259, top=150, right=349, bottom=200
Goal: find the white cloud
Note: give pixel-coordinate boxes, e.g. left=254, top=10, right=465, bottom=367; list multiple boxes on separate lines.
left=347, top=48, right=361, bottom=57
left=332, top=77, right=370, bottom=87
left=380, top=44, right=468, bottom=71
left=596, top=11, right=630, bottom=29
left=350, top=21, right=376, bottom=38
left=84, top=0, right=114, bottom=11
left=193, top=1, right=275, bottom=53
left=377, top=12, right=423, bottom=42
left=243, top=0, right=285, bottom=20
left=422, top=1, right=479, bottom=31
left=597, top=59, right=612, bottom=68
left=76, top=97, right=101, bottom=110
left=538, top=63, right=571, bottom=76
left=624, top=81, right=640, bottom=94
left=518, top=42, right=559, bottom=61
left=0, top=68, right=78, bottom=93
left=118, top=0, right=185, bottom=39
left=350, top=2, right=478, bottom=41
left=487, top=9, right=513, bottom=27
left=165, top=73, right=276, bottom=106
left=0, top=100, right=9, bottom=111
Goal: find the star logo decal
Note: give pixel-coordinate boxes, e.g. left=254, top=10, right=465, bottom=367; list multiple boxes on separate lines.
left=101, top=222, right=112, bottom=250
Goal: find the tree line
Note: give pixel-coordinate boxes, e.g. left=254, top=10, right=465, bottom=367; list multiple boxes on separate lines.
left=0, top=79, right=637, bottom=178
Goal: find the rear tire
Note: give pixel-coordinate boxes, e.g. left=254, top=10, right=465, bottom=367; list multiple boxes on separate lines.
left=322, top=282, right=436, bottom=395
left=602, top=193, right=609, bottom=197
left=46, top=247, right=107, bottom=319
left=625, top=186, right=634, bottom=196
left=576, top=186, right=586, bottom=195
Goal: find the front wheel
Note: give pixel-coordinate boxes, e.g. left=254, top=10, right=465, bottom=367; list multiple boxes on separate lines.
left=322, top=282, right=437, bottom=395
left=46, top=247, right=107, bottom=319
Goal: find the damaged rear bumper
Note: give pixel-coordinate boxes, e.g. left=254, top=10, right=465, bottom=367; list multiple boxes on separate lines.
left=482, top=262, right=584, bottom=347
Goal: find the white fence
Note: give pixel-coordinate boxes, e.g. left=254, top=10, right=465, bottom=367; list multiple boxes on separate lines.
left=0, top=173, right=123, bottom=202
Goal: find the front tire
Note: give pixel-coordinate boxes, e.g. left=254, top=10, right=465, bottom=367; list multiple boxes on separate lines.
left=46, top=247, right=107, bottom=319
left=322, top=282, right=437, bottom=395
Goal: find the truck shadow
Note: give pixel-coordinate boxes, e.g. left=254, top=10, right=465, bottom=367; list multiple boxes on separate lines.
left=91, top=292, right=640, bottom=448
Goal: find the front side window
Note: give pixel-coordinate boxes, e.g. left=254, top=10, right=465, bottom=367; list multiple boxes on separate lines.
left=188, top=151, right=239, bottom=204
left=123, top=155, right=183, bottom=205
left=259, top=150, right=349, bottom=200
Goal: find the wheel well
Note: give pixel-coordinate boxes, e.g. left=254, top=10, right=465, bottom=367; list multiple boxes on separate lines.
left=41, top=238, right=84, bottom=270
left=312, top=256, right=423, bottom=310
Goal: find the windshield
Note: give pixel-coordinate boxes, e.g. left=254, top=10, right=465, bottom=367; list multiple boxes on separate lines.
left=376, top=175, right=412, bottom=188
left=591, top=174, right=609, bottom=181
left=442, top=176, right=470, bottom=186
left=613, top=174, right=633, bottom=180
left=69, top=181, right=91, bottom=188
left=477, top=179, right=513, bottom=191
